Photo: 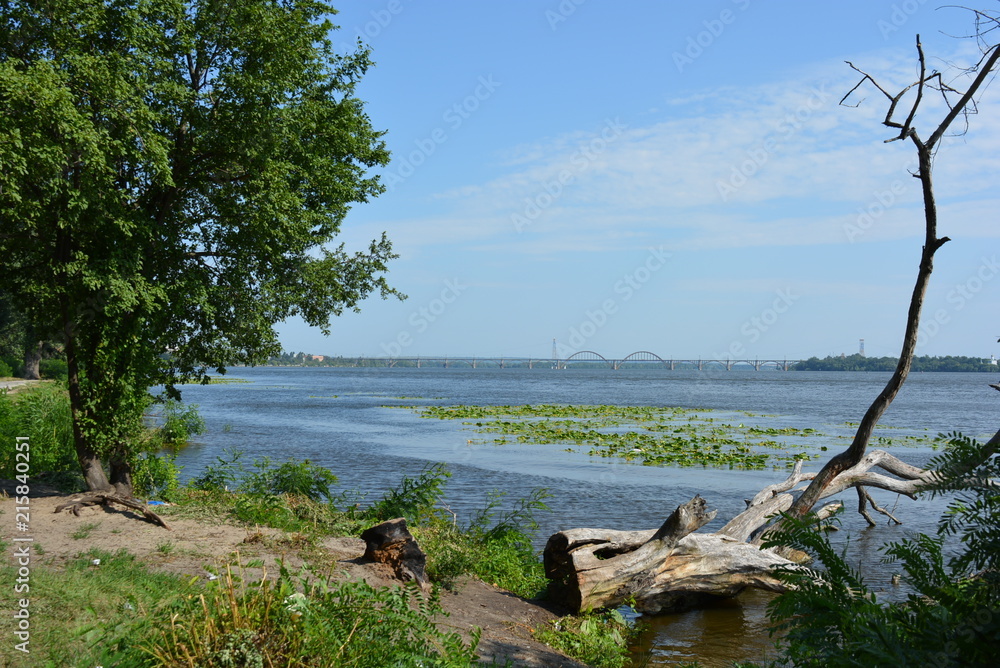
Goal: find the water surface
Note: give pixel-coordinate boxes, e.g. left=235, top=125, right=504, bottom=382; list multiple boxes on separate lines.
left=172, top=367, right=998, bottom=666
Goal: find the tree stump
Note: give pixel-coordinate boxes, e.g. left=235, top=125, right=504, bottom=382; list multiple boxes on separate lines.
left=360, top=518, right=431, bottom=592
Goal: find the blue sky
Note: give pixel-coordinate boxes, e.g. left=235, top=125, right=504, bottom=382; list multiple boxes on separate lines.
left=276, top=1, right=1000, bottom=361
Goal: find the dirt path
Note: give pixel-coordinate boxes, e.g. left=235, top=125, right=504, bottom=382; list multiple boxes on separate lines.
left=1, top=483, right=586, bottom=667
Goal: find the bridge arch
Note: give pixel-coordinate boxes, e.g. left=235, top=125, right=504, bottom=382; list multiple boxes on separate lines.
left=621, top=351, right=666, bottom=363
left=564, top=351, right=613, bottom=367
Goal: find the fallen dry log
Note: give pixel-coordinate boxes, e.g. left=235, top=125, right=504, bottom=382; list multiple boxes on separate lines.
left=544, top=450, right=928, bottom=614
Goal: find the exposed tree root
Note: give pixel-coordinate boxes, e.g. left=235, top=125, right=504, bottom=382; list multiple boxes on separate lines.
left=54, top=491, right=170, bottom=530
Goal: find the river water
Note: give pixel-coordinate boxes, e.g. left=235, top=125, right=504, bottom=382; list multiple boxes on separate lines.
left=171, top=366, right=998, bottom=666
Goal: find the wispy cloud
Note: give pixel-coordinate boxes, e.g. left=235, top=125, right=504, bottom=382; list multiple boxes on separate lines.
left=363, top=45, right=999, bottom=261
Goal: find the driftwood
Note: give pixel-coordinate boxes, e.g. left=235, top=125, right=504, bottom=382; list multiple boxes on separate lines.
left=54, top=491, right=170, bottom=530
left=544, top=451, right=931, bottom=614
left=360, top=517, right=431, bottom=592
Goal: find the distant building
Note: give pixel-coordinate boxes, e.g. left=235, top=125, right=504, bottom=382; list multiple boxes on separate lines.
left=309, top=355, right=326, bottom=362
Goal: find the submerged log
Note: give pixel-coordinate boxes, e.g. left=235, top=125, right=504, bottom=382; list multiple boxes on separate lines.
left=544, top=451, right=927, bottom=614
left=360, top=517, right=431, bottom=592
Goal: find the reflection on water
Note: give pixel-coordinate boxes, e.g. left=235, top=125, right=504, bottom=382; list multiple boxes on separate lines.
left=629, top=589, right=780, bottom=667
left=170, top=366, right=996, bottom=666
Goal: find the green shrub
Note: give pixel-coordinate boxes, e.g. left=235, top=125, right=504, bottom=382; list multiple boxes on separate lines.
left=0, top=356, right=24, bottom=378
left=38, top=358, right=68, bottom=382
left=157, top=398, right=206, bottom=443
left=365, top=462, right=451, bottom=524
left=190, top=449, right=338, bottom=503
left=131, top=452, right=182, bottom=501
left=243, top=456, right=339, bottom=502
left=0, top=359, right=12, bottom=378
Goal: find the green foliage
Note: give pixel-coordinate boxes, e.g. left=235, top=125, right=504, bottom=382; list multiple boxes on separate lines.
left=407, top=404, right=826, bottom=469
left=243, top=457, right=339, bottom=503
left=0, top=549, right=477, bottom=667
left=761, top=432, right=1000, bottom=667
left=418, top=488, right=552, bottom=598
left=0, top=0, right=399, bottom=488
left=793, top=354, right=997, bottom=372
left=191, top=449, right=338, bottom=503
left=95, top=561, right=478, bottom=667
left=0, top=384, right=77, bottom=479
left=365, top=462, right=452, bottom=524
left=0, top=359, right=12, bottom=377
left=38, top=358, right=68, bottom=381
left=533, top=609, right=638, bottom=668
left=156, top=399, right=206, bottom=444
left=131, top=451, right=182, bottom=501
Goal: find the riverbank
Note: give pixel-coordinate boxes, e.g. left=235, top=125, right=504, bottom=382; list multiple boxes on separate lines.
left=0, top=480, right=592, bottom=667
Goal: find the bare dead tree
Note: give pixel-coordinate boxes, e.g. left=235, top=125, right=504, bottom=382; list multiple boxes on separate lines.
left=783, top=28, right=1000, bottom=520
left=544, top=16, right=1000, bottom=614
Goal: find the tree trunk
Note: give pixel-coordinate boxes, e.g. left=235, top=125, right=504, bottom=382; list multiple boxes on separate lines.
left=22, top=341, right=41, bottom=380
left=109, top=455, right=134, bottom=497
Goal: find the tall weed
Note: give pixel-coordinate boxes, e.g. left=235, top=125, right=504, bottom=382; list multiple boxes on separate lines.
left=0, top=384, right=77, bottom=479
left=99, top=562, right=478, bottom=667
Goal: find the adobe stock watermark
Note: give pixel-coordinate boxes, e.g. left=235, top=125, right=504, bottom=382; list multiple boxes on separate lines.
left=511, top=118, right=628, bottom=233
left=877, top=0, right=932, bottom=40
left=380, top=278, right=468, bottom=357
left=716, top=83, right=832, bottom=202
left=11, top=436, right=32, bottom=655
left=844, top=159, right=917, bottom=243
left=713, top=287, right=800, bottom=361
left=545, top=0, right=588, bottom=30
left=557, top=246, right=672, bottom=356
left=384, top=75, right=501, bottom=191
left=352, top=0, right=410, bottom=44
left=673, top=0, right=752, bottom=73
left=917, top=255, right=999, bottom=348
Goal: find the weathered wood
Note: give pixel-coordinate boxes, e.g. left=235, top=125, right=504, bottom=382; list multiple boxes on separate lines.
left=544, top=450, right=937, bottom=614
left=360, top=518, right=431, bottom=592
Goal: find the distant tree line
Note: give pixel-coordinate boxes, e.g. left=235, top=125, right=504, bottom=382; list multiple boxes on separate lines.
left=793, top=354, right=997, bottom=372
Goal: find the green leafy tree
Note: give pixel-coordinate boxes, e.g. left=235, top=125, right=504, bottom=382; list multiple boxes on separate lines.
left=0, top=0, right=398, bottom=495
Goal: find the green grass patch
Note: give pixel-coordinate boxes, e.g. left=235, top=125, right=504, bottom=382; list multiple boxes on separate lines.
left=0, top=550, right=478, bottom=667
left=533, top=608, right=640, bottom=668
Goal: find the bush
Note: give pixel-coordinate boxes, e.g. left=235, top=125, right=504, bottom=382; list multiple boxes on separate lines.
left=365, top=462, right=451, bottom=524
left=0, top=356, right=24, bottom=378
left=131, top=452, right=182, bottom=501
left=38, top=358, right=68, bottom=382
left=0, top=359, right=12, bottom=378
left=190, top=449, right=338, bottom=503
left=157, top=398, right=206, bottom=443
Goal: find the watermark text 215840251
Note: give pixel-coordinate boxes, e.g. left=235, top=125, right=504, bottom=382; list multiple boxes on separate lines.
left=12, top=436, right=32, bottom=654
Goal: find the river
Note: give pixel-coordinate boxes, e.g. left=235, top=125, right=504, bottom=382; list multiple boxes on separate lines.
left=170, top=366, right=998, bottom=666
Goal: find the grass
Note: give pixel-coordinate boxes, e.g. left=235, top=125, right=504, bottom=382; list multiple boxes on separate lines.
left=71, top=521, right=101, bottom=540
left=533, top=609, right=641, bottom=668
left=0, top=549, right=479, bottom=668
